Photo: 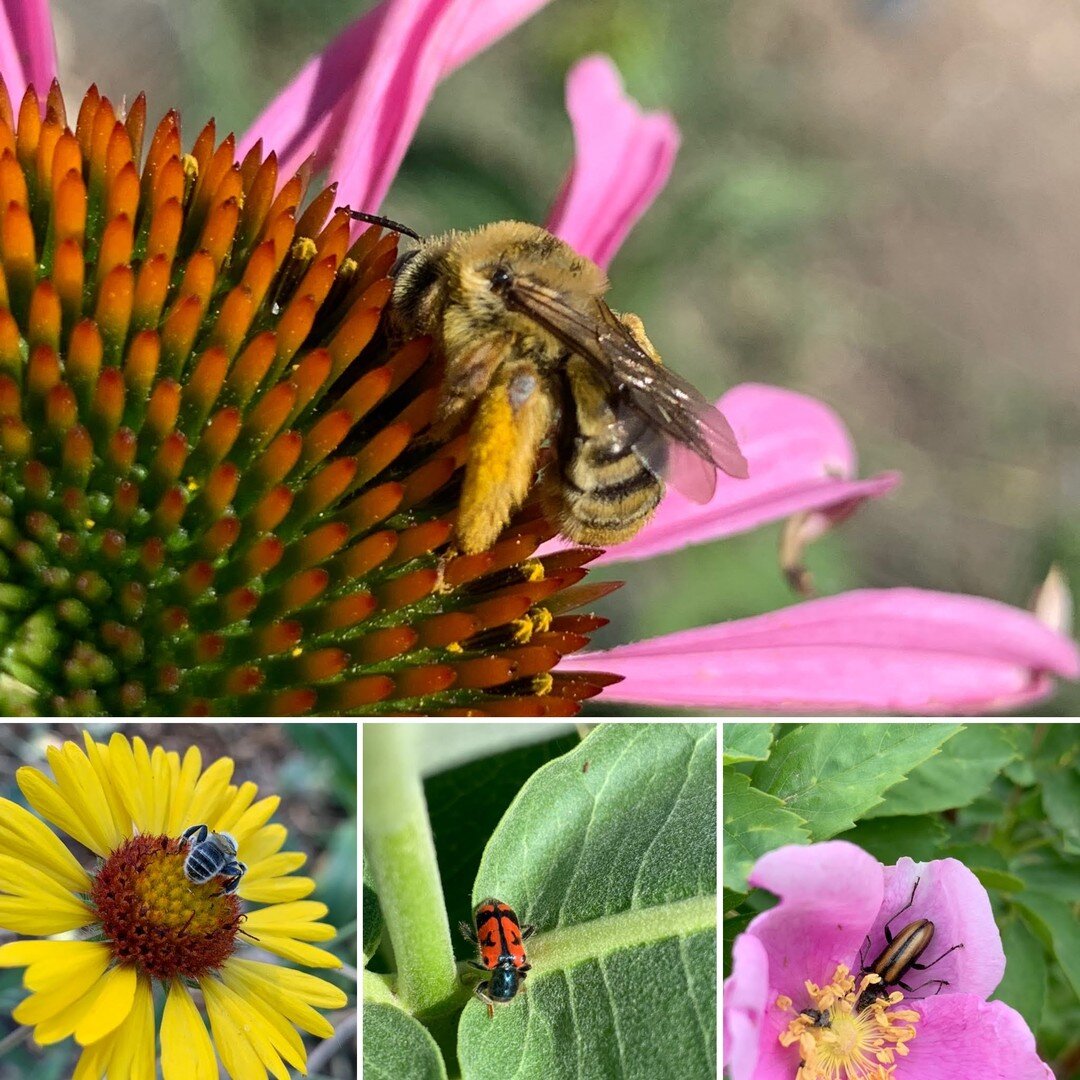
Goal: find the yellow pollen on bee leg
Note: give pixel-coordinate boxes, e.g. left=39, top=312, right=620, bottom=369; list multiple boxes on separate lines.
left=456, top=361, right=552, bottom=554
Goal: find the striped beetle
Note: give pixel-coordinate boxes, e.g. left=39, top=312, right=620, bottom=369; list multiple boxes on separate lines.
left=854, top=877, right=963, bottom=1013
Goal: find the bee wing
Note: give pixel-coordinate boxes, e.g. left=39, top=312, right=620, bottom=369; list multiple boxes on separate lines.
left=504, top=281, right=749, bottom=502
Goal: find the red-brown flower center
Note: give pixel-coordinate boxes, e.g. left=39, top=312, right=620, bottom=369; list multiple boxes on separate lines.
left=90, top=833, right=244, bottom=979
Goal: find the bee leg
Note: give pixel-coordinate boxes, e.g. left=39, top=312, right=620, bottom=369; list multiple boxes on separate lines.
left=433, top=546, right=459, bottom=595
left=521, top=924, right=536, bottom=940
left=458, top=921, right=478, bottom=943
left=430, top=339, right=504, bottom=442
left=456, top=359, right=553, bottom=554
left=217, top=859, right=246, bottom=896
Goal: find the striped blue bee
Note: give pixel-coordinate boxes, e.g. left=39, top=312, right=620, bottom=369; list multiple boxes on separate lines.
left=181, top=824, right=246, bottom=895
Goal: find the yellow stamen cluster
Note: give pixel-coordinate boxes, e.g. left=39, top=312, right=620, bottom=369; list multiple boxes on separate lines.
left=776, top=965, right=920, bottom=1080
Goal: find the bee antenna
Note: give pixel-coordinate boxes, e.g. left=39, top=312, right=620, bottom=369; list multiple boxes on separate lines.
left=342, top=208, right=422, bottom=242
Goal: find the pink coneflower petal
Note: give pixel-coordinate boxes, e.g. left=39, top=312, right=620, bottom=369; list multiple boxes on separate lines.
left=558, top=588, right=1080, bottom=713
left=239, top=0, right=551, bottom=204
left=0, top=0, right=57, bottom=103
left=570, top=383, right=899, bottom=566
left=546, top=54, right=679, bottom=269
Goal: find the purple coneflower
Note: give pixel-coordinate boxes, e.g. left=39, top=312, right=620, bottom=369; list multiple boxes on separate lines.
left=0, top=0, right=1076, bottom=715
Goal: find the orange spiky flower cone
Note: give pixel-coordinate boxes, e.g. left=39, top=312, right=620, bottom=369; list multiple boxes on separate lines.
left=0, top=80, right=619, bottom=716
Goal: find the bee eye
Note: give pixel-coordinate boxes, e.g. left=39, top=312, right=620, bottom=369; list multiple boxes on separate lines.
left=490, top=266, right=512, bottom=293
left=391, top=248, right=419, bottom=277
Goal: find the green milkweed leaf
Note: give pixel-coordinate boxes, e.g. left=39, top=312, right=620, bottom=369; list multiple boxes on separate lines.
left=363, top=1001, right=447, bottom=1080
left=457, top=723, right=717, bottom=1080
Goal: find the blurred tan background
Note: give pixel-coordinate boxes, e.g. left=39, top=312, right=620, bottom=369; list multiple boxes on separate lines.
left=51, top=0, right=1080, bottom=713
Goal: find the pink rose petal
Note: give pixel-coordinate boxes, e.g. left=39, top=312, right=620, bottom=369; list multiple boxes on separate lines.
left=0, top=0, right=57, bottom=105
left=895, top=995, right=1050, bottom=1080
left=546, top=54, right=679, bottom=269
left=239, top=0, right=551, bottom=207
left=558, top=588, right=1080, bottom=713
left=722, top=933, right=771, bottom=1080
left=538, top=383, right=899, bottom=565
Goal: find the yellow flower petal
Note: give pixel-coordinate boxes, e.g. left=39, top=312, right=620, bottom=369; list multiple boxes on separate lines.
left=165, top=746, right=204, bottom=836
left=74, top=963, right=138, bottom=1045
left=98, top=974, right=155, bottom=1080
left=216, top=781, right=260, bottom=835
left=243, top=901, right=328, bottom=934
left=186, top=757, right=237, bottom=830
left=103, top=733, right=153, bottom=834
left=241, top=823, right=289, bottom=863
left=10, top=945, right=110, bottom=1027
left=25, top=970, right=104, bottom=1045
left=147, top=744, right=179, bottom=834
left=248, top=852, right=307, bottom=879
left=0, top=797, right=92, bottom=893
left=265, top=964, right=350, bottom=1010
left=203, top=978, right=273, bottom=1080
left=161, top=978, right=218, bottom=1080
left=15, top=766, right=111, bottom=857
left=0, top=939, right=105, bottom=975
left=46, top=741, right=126, bottom=854
left=231, top=795, right=282, bottom=838
left=247, top=934, right=342, bottom=969
left=73, top=1032, right=112, bottom=1080
left=0, top=854, right=95, bottom=934
left=81, top=731, right=132, bottom=837
left=2, top=939, right=109, bottom=992
left=241, top=878, right=315, bottom=904
left=0, top=899, right=93, bottom=935
left=216, top=964, right=307, bottom=1071
left=236, top=959, right=348, bottom=1012
left=224, top=958, right=344, bottom=1038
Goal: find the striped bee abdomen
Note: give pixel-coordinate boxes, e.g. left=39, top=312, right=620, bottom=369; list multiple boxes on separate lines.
left=544, top=359, right=664, bottom=545
left=185, top=845, right=226, bottom=882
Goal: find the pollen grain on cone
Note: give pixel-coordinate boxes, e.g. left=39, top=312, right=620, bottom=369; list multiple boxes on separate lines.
left=0, top=80, right=616, bottom=716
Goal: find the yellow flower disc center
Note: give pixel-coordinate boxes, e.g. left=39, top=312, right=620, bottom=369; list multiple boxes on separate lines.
left=90, top=833, right=244, bottom=979
left=777, top=965, right=920, bottom=1080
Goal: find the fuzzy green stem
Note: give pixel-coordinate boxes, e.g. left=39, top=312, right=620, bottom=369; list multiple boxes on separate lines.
left=363, top=725, right=458, bottom=1015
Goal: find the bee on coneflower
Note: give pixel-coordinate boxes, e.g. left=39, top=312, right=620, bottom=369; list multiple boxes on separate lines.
left=0, top=80, right=618, bottom=716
